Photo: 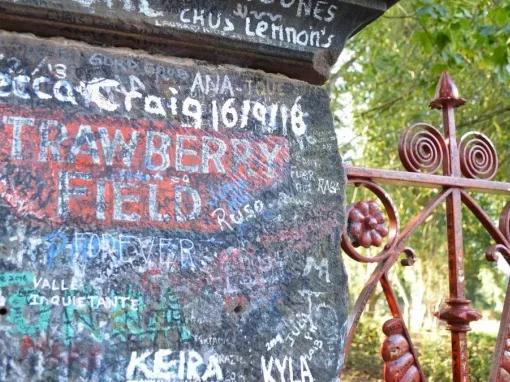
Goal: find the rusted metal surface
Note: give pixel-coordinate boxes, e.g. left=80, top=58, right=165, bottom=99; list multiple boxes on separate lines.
left=347, top=201, right=389, bottom=248
left=342, top=185, right=452, bottom=364
left=341, top=72, right=510, bottom=381
left=381, top=318, right=421, bottom=382
left=491, top=283, right=510, bottom=382
left=380, top=275, right=425, bottom=381
left=433, top=72, right=480, bottom=382
left=344, top=166, right=510, bottom=194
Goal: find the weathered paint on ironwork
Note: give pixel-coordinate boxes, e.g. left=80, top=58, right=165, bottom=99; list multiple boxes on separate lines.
left=0, top=31, right=348, bottom=381
left=381, top=318, right=420, bottom=382
left=341, top=73, right=510, bottom=382
left=0, top=0, right=396, bottom=83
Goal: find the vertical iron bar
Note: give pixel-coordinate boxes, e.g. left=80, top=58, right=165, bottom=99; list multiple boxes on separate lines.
left=443, top=104, right=469, bottom=382
left=489, top=281, right=510, bottom=381
left=340, top=72, right=509, bottom=381
left=432, top=73, right=480, bottom=382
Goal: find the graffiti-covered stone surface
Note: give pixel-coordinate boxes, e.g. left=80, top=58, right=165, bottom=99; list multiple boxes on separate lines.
left=0, top=0, right=393, bottom=83
left=0, top=32, right=347, bottom=382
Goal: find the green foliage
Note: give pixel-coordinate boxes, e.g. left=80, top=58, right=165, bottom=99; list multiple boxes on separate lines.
left=468, top=332, right=495, bottom=381
left=419, top=331, right=494, bottom=381
left=332, top=0, right=510, bottom=176
left=345, top=314, right=383, bottom=378
left=418, top=333, right=451, bottom=381
left=332, top=0, right=509, bottom=378
left=332, top=0, right=509, bottom=320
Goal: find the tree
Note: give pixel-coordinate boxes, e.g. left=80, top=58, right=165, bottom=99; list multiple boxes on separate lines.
left=331, top=0, right=510, bottom=330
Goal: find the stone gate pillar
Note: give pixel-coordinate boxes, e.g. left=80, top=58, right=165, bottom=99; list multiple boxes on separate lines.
left=0, top=1, right=396, bottom=381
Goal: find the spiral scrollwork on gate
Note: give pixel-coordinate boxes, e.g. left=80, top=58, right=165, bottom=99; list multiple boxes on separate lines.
left=341, top=72, right=510, bottom=382
left=459, top=132, right=498, bottom=180
left=399, top=123, right=448, bottom=174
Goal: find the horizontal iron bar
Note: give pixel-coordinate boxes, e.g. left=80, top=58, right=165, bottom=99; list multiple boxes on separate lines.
left=346, top=165, right=510, bottom=195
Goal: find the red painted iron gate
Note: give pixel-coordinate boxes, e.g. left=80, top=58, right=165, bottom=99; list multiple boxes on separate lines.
left=340, top=72, right=510, bottom=382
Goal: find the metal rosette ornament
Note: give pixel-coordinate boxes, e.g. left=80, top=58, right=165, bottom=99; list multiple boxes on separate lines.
left=399, top=123, right=448, bottom=174
left=459, top=132, right=498, bottom=180
left=342, top=180, right=399, bottom=263
left=348, top=201, right=388, bottom=248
